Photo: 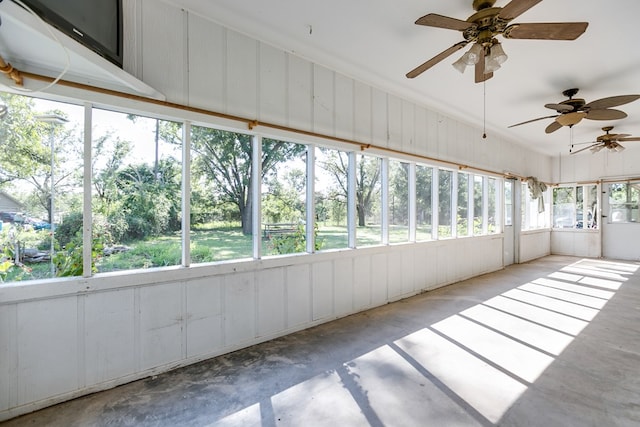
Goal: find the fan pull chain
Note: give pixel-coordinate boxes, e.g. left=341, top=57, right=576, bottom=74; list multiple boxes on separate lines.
left=482, top=80, right=487, bottom=139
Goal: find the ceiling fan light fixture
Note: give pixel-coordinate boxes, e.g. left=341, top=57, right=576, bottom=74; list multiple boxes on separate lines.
left=485, top=57, right=501, bottom=73
left=590, top=145, right=603, bottom=153
left=452, top=55, right=468, bottom=73
left=489, top=42, right=508, bottom=65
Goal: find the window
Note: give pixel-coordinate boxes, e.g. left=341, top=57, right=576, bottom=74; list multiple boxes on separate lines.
left=355, top=154, right=382, bottom=247
left=93, top=110, right=183, bottom=271
left=415, top=164, right=433, bottom=241
left=608, top=182, right=640, bottom=223
left=473, top=175, right=485, bottom=235
left=188, top=125, right=252, bottom=262
left=504, top=180, right=513, bottom=227
left=487, top=177, right=499, bottom=233
left=438, top=169, right=453, bottom=238
left=552, top=184, right=598, bottom=229
left=316, top=147, right=349, bottom=250
left=522, top=182, right=550, bottom=230
left=389, top=160, right=409, bottom=243
left=457, top=172, right=470, bottom=237
left=261, top=139, right=307, bottom=256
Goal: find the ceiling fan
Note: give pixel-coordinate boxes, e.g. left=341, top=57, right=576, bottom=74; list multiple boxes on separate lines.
left=406, top=0, right=588, bottom=83
left=570, top=126, right=640, bottom=154
left=509, top=88, right=640, bottom=133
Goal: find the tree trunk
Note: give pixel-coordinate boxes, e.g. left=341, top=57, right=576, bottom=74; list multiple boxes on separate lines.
left=357, top=204, right=366, bottom=227
left=241, top=195, right=253, bottom=235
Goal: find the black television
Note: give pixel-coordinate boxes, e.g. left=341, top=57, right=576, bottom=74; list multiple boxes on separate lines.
left=16, top=0, right=123, bottom=68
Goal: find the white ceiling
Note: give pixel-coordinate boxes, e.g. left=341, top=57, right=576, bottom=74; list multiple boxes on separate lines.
left=170, top=0, right=640, bottom=157
left=2, top=0, right=639, bottom=157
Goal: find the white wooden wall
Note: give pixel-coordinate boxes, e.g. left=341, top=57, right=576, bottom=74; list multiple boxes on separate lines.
left=520, top=230, right=551, bottom=263
left=0, top=238, right=503, bottom=420
left=551, top=231, right=601, bottom=258
left=0, top=0, right=555, bottom=420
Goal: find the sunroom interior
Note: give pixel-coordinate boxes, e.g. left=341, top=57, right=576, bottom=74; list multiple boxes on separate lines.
left=0, top=0, right=639, bottom=424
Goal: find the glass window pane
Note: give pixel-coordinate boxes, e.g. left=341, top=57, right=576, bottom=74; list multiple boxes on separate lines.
left=187, top=125, right=252, bottom=262
left=261, top=139, right=307, bottom=256
left=416, top=164, right=432, bottom=241
left=316, top=147, right=349, bottom=251
left=457, top=172, right=469, bottom=237
left=488, top=177, right=498, bottom=233
left=0, top=94, right=83, bottom=281
left=473, top=175, right=484, bottom=235
left=355, top=154, right=382, bottom=247
left=553, top=187, right=575, bottom=228
left=504, top=180, right=513, bottom=226
left=438, top=169, right=453, bottom=238
left=389, top=160, right=409, bottom=243
left=584, top=185, right=598, bottom=229
left=609, top=183, right=640, bottom=223
left=93, top=110, right=182, bottom=272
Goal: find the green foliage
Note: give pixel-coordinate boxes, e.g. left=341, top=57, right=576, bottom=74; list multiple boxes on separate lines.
left=55, top=211, right=83, bottom=248
left=53, top=237, right=103, bottom=277
left=269, top=223, right=322, bottom=255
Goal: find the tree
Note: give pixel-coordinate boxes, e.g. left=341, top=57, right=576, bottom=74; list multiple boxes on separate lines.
left=160, top=124, right=305, bottom=235
left=0, top=93, right=82, bottom=223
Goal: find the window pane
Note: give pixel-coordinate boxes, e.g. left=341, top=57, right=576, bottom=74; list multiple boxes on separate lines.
left=389, top=160, right=409, bottom=243
left=473, top=175, right=484, bottom=235
left=504, top=180, right=513, bottom=226
left=457, top=172, right=469, bottom=237
left=584, top=185, right=598, bottom=229
left=553, top=187, right=575, bottom=228
left=487, top=178, right=498, bottom=233
left=609, top=183, right=640, bottom=223
left=438, top=169, right=453, bottom=238
left=93, top=110, right=182, bottom=272
left=187, top=125, right=252, bottom=262
left=316, top=147, right=348, bottom=250
left=355, top=154, right=382, bottom=247
left=261, top=139, right=307, bottom=256
left=416, top=164, right=433, bottom=241
left=0, top=94, right=83, bottom=281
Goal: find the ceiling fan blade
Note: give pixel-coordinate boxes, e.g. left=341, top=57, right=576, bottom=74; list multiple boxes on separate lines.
left=406, top=41, right=468, bottom=79
left=415, top=13, right=472, bottom=31
left=584, top=94, right=640, bottom=110
left=475, top=48, right=493, bottom=83
left=508, top=114, right=559, bottom=128
left=570, top=143, right=599, bottom=155
left=545, top=120, right=563, bottom=134
left=498, top=0, right=542, bottom=21
left=556, top=111, right=586, bottom=126
left=545, top=103, right=574, bottom=112
left=619, top=137, right=640, bottom=142
left=585, top=108, right=627, bottom=120
left=504, top=22, right=588, bottom=40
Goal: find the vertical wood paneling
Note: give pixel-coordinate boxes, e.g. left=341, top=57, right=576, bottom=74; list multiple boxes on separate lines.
left=354, top=81, right=372, bottom=144
left=371, top=253, right=388, bottom=306
left=17, top=298, right=78, bottom=405
left=334, top=73, right=354, bottom=141
left=334, top=257, right=354, bottom=316
left=424, top=245, right=438, bottom=290
left=426, top=110, right=439, bottom=155
left=0, top=304, right=16, bottom=411
left=140, top=0, right=185, bottom=103
left=387, top=251, right=403, bottom=300
left=224, top=272, right=256, bottom=345
left=286, top=264, right=312, bottom=328
left=401, top=248, right=416, bottom=295
left=313, top=65, right=334, bottom=136
left=139, top=283, right=183, bottom=370
left=353, top=255, right=372, bottom=310
left=372, top=88, right=388, bottom=147
left=312, top=261, right=334, bottom=320
left=226, top=31, right=258, bottom=119
left=287, top=55, right=313, bottom=131
left=257, top=268, right=286, bottom=337
left=414, top=105, right=428, bottom=156
left=122, top=0, right=141, bottom=79
left=402, top=100, right=415, bottom=154
left=85, top=289, right=135, bottom=387
left=186, top=276, right=223, bottom=358
left=187, top=14, right=225, bottom=112
left=259, top=44, right=287, bottom=125
left=387, top=94, right=402, bottom=151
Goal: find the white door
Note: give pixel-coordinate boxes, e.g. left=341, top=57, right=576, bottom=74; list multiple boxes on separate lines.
left=503, top=179, right=516, bottom=265
left=601, top=181, right=640, bottom=260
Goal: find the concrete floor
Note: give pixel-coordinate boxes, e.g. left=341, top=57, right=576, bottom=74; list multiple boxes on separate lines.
left=2, top=255, right=640, bottom=427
